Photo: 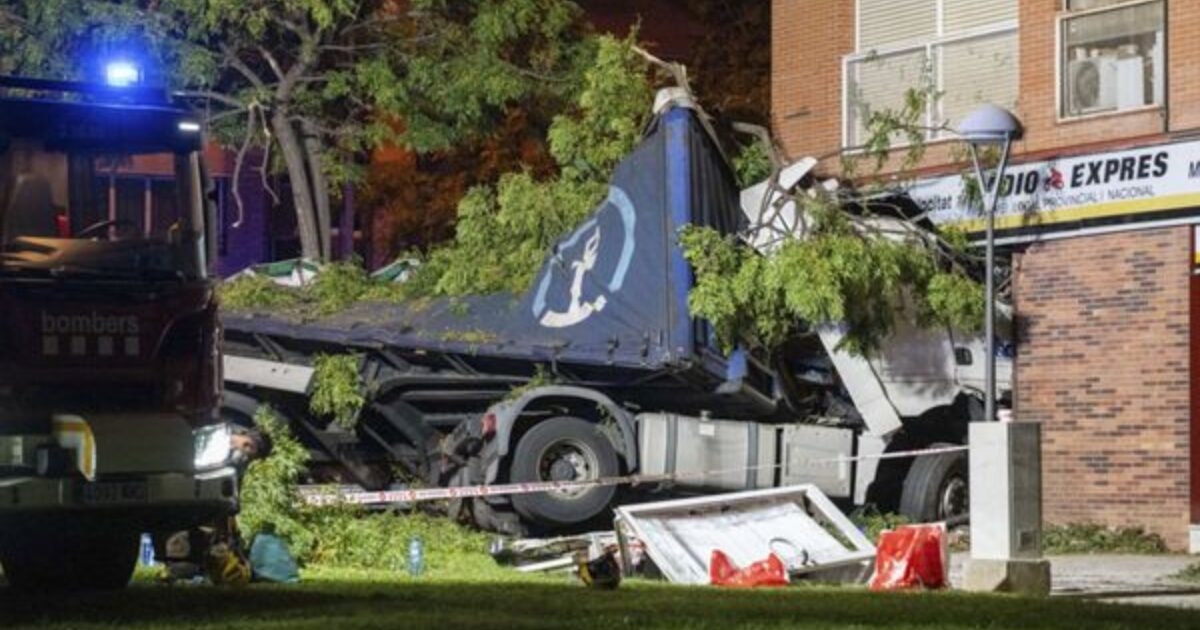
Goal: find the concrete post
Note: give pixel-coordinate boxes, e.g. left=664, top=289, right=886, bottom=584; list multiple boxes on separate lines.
left=962, top=422, right=1052, bottom=596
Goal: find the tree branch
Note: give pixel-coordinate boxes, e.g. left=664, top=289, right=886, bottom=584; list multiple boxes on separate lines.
left=207, top=106, right=251, bottom=125
left=338, top=14, right=406, bottom=37
left=257, top=111, right=280, bottom=205
left=319, top=43, right=387, bottom=52
left=632, top=44, right=690, bottom=93
left=289, top=116, right=354, bottom=138
left=222, top=44, right=267, bottom=91
left=0, top=8, right=27, bottom=26
left=278, top=16, right=312, bottom=43
left=499, top=59, right=573, bottom=84
left=258, top=46, right=286, bottom=82
left=229, top=105, right=261, bottom=228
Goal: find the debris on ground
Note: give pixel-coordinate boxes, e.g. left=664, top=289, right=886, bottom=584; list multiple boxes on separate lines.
left=868, top=523, right=948, bottom=591
left=578, top=550, right=623, bottom=589
left=709, top=550, right=789, bottom=588
left=614, top=485, right=876, bottom=586
left=489, top=531, right=643, bottom=575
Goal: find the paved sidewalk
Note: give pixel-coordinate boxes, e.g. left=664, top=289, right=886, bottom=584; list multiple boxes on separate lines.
left=949, top=553, right=1200, bottom=608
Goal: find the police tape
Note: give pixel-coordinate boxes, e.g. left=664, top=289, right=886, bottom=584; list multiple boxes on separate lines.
left=298, top=444, right=969, bottom=507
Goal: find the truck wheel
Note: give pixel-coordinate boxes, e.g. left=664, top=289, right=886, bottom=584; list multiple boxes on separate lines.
left=0, top=528, right=138, bottom=590
left=509, top=417, right=619, bottom=529
left=898, top=443, right=968, bottom=524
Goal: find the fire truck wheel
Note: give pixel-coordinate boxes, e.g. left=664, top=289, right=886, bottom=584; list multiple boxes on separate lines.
left=0, top=527, right=138, bottom=590
left=898, top=443, right=968, bottom=524
left=509, top=417, right=619, bottom=530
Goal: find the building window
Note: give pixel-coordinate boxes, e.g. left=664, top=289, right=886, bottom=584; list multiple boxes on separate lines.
left=1060, top=0, right=1164, bottom=119
left=845, top=0, right=1019, bottom=148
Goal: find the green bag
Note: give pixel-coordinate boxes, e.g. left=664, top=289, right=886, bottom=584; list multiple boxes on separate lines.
left=248, top=533, right=300, bottom=583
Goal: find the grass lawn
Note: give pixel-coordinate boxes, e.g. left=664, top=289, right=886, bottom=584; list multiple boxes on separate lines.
left=0, top=561, right=1198, bottom=630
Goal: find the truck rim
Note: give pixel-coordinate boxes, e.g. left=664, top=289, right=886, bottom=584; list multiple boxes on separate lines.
left=940, top=475, right=968, bottom=520
left=537, top=438, right=599, bottom=499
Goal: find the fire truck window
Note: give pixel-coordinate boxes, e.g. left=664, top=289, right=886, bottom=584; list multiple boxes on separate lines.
left=1, top=141, right=68, bottom=241
left=0, top=142, right=204, bottom=279
left=4, top=173, right=57, bottom=242
left=112, top=178, right=144, bottom=234
left=150, top=179, right=180, bottom=236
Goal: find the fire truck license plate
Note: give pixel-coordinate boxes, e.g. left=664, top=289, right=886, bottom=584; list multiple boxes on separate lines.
left=80, top=481, right=149, bottom=505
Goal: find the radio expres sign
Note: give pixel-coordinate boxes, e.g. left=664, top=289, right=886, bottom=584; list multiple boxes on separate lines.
left=908, top=140, right=1200, bottom=241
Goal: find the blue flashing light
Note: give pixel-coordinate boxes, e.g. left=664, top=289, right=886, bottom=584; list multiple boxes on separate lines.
left=104, top=61, right=140, bottom=87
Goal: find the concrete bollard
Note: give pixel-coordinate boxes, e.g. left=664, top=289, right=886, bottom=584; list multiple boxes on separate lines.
left=962, top=421, right=1052, bottom=596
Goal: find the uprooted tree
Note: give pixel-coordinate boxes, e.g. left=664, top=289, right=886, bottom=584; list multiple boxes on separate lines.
left=0, top=0, right=593, bottom=261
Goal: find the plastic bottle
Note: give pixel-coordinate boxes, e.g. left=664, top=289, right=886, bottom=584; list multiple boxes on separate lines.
left=407, top=535, right=424, bottom=577
left=138, top=533, right=156, bottom=567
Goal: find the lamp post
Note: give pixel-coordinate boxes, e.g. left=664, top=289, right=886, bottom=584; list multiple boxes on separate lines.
left=957, top=104, right=1023, bottom=423
left=957, top=105, right=1049, bottom=596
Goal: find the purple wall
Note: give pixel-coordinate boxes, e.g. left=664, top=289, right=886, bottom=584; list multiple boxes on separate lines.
left=214, top=161, right=271, bottom=278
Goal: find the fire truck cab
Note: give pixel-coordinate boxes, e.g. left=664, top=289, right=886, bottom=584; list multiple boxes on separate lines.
left=0, top=75, right=234, bottom=590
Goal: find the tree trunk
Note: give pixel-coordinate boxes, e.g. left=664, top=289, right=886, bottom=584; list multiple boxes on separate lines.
left=271, top=112, right=322, bottom=262
left=302, top=120, right=332, bottom=261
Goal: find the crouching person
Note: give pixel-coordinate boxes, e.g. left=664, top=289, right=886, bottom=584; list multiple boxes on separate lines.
left=162, top=425, right=272, bottom=585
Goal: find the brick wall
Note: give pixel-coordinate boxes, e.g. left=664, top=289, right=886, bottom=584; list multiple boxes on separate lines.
left=770, top=0, right=853, bottom=165
left=1014, top=226, right=1191, bottom=549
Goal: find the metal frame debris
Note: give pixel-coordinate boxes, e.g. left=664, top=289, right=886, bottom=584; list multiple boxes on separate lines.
left=614, top=484, right=876, bottom=585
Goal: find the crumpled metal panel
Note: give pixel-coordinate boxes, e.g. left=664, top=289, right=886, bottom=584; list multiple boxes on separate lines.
left=615, top=484, right=876, bottom=585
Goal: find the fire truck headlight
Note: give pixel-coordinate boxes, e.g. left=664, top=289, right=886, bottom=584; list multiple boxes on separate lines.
left=193, top=423, right=233, bottom=470
left=104, top=60, right=141, bottom=87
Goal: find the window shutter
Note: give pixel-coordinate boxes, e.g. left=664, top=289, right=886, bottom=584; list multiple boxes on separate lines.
left=939, top=31, right=1020, bottom=130
left=1064, top=1, right=1163, bottom=47
left=847, top=49, right=931, bottom=146
left=942, top=0, right=1017, bottom=36
left=858, top=0, right=936, bottom=50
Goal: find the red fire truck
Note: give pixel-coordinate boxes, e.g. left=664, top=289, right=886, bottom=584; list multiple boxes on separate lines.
left=0, top=74, right=234, bottom=589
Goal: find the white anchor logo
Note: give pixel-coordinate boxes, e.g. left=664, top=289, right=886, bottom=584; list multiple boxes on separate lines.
left=531, top=186, right=636, bottom=329
left=539, top=229, right=608, bottom=328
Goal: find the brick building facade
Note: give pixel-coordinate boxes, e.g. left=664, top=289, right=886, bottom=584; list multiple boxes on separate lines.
left=772, top=0, right=1200, bottom=550
left=1016, top=228, right=1191, bottom=545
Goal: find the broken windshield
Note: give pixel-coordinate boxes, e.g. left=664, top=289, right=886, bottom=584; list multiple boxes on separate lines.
left=0, top=139, right=206, bottom=280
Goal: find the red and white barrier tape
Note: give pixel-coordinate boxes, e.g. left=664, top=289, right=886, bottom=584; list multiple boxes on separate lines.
left=299, top=444, right=968, bottom=507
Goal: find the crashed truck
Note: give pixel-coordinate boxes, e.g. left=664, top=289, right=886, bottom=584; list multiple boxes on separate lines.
left=222, top=92, right=1011, bottom=534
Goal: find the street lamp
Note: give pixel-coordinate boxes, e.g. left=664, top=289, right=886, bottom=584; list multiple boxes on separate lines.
left=958, top=104, right=1022, bottom=423
left=956, top=106, right=1048, bottom=596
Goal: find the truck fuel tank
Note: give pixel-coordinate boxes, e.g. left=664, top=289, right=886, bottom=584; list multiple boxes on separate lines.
left=637, top=413, right=775, bottom=492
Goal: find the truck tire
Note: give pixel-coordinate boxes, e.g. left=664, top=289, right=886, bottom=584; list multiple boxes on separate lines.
left=898, top=443, right=968, bottom=524
left=509, top=417, right=619, bottom=529
left=0, top=528, right=138, bottom=590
